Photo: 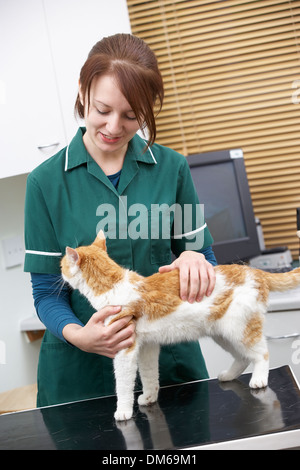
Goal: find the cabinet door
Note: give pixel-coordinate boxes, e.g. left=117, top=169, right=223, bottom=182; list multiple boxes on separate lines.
left=0, top=0, right=66, bottom=179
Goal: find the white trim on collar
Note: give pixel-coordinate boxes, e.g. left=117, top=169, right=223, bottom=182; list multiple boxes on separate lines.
left=64, top=145, right=69, bottom=172
left=64, top=139, right=157, bottom=170
left=143, top=141, right=157, bottom=164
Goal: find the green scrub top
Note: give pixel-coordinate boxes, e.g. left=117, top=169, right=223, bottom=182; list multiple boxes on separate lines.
left=24, top=127, right=213, bottom=407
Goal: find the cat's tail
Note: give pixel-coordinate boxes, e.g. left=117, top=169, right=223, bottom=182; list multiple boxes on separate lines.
left=264, top=267, right=300, bottom=292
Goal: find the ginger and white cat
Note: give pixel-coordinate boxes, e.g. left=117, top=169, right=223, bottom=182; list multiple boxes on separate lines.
left=61, top=232, right=300, bottom=421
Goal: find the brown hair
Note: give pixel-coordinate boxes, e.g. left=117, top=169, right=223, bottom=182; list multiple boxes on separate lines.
left=75, top=33, right=164, bottom=147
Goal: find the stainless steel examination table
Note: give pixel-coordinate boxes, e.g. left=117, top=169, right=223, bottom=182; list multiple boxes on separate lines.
left=0, top=365, right=299, bottom=450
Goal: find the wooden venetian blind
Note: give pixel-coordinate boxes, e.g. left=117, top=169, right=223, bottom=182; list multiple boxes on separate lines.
left=127, top=0, right=300, bottom=260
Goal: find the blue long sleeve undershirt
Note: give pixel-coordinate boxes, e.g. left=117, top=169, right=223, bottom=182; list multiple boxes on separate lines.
left=31, top=246, right=217, bottom=343
left=31, top=273, right=84, bottom=343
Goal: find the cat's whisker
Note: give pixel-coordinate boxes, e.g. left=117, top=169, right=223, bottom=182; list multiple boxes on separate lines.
left=50, top=275, right=68, bottom=299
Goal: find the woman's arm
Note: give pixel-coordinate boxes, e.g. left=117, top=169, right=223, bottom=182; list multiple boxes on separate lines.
left=31, top=273, right=84, bottom=342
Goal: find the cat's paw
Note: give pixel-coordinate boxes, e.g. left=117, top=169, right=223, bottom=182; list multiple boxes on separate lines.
left=218, top=370, right=234, bottom=382
left=138, top=390, right=158, bottom=407
left=114, top=407, right=133, bottom=421
left=249, top=376, right=268, bottom=389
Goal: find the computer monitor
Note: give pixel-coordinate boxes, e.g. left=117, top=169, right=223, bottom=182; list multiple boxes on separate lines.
left=187, top=149, right=260, bottom=265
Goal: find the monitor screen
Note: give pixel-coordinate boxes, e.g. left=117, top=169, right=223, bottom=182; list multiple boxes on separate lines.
left=187, top=149, right=260, bottom=264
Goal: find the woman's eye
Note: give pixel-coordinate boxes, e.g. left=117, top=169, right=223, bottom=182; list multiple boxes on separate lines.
left=96, top=108, right=136, bottom=120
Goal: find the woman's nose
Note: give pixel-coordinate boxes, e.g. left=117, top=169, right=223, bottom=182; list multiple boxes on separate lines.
left=106, top=114, right=122, bottom=135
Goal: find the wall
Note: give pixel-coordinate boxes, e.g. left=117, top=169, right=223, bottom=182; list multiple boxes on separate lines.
left=0, top=173, right=41, bottom=393
left=43, top=0, right=132, bottom=142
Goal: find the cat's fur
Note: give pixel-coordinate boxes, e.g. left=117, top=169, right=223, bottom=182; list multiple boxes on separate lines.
left=61, top=231, right=300, bottom=421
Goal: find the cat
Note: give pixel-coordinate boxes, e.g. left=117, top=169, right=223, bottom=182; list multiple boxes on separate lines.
left=61, top=231, right=300, bottom=421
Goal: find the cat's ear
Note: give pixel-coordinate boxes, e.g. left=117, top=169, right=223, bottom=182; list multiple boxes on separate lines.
left=66, top=246, right=80, bottom=265
left=94, top=230, right=107, bottom=251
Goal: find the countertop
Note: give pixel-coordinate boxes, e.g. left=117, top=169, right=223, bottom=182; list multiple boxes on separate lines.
left=0, top=365, right=299, bottom=450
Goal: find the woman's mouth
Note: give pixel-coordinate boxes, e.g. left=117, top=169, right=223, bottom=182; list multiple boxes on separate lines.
left=99, top=132, right=121, bottom=144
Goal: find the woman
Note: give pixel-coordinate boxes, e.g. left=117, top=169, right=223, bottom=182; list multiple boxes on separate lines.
left=24, top=34, right=217, bottom=407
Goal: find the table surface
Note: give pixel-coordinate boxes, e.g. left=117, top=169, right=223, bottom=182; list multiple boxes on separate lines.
left=0, top=365, right=299, bottom=450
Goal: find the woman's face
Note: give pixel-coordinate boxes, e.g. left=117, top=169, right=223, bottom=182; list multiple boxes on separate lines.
left=81, top=74, right=140, bottom=160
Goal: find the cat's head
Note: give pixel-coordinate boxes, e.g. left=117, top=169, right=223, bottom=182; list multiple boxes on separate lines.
left=61, top=230, right=108, bottom=291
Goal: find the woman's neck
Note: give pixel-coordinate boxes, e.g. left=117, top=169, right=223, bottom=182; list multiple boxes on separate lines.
left=83, top=132, right=127, bottom=175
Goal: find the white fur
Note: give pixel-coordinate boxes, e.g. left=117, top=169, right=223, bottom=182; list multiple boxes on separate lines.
left=63, top=269, right=141, bottom=326
left=90, top=271, right=141, bottom=326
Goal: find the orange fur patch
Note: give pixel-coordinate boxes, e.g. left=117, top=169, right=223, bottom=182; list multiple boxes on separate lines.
left=110, top=270, right=182, bottom=322
left=253, top=267, right=300, bottom=302
left=208, top=289, right=234, bottom=322
left=243, top=313, right=263, bottom=347
left=264, top=352, right=269, bottom=361
left=265, top=267, right=300, bottom=291
left=215, top=264, right=247, bottom=286
left=138, top=270, right=182, bottom=321
left=77, top=245, right=124, bottom=296
left=252, top=269, right=272, bottom=304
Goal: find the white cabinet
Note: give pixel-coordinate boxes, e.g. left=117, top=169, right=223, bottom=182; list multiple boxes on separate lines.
left=0, top=0, right=131, bottom=179
left=0, top=0, right=66, bottom=179
left=200, top=309, right=300, bottom=384
left=43, top=0, right=131, bottom=142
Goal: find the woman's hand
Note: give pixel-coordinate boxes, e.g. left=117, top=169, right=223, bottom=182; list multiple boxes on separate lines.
left=159, top=251, right=216, bottom=303
left=62, top=305, right=136, bottom=358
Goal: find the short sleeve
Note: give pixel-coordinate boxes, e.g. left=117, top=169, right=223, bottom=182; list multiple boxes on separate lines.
left=24, top=174, right=62, bottom=274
